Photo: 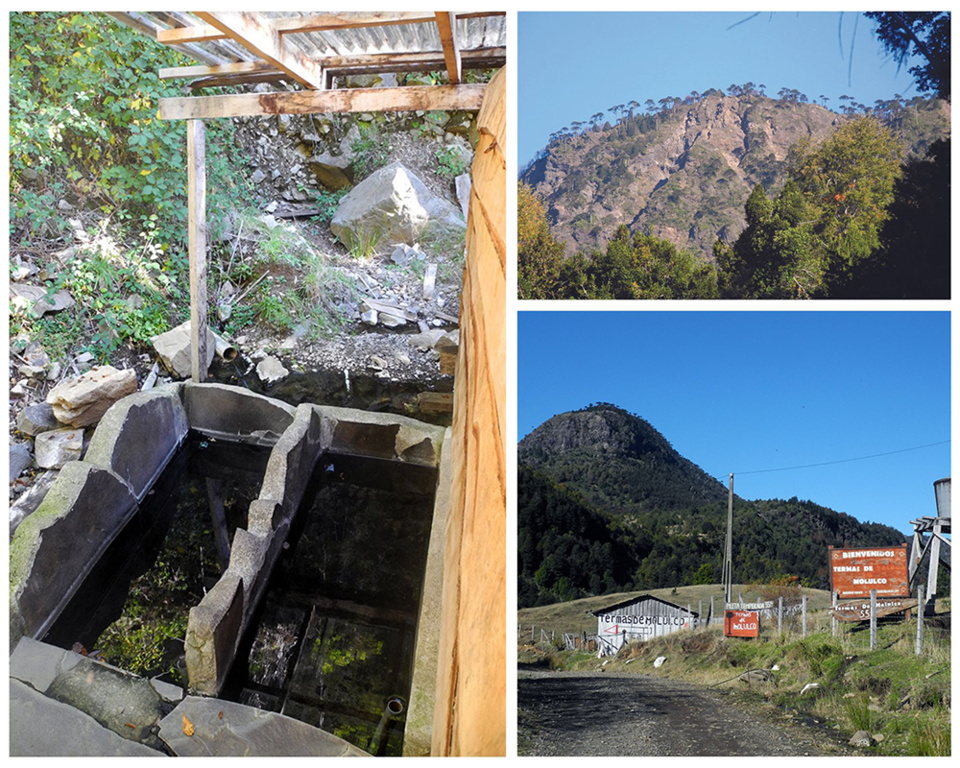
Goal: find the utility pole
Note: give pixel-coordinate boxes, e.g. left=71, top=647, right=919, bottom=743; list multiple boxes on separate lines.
left=722, top=473, right=734, bottom=604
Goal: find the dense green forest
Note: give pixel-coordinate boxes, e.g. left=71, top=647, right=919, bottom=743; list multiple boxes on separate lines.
left=518, top=12, right=950, bottom=300
left=9, top=13, right=248, bottom=356
left=518, top=404, right=910, bottom=608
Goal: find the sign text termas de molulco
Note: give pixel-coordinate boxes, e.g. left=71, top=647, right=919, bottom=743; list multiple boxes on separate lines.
left=828, top=545, right=909, bottom=598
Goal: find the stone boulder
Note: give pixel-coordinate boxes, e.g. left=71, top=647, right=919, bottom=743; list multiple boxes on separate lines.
left=34, top=428, right=84, bottom=469
left=10, top=284, right=75, bottom=317
left=256, top=356, right=289, bottom=386
left=152, top=321, right=216, bottom=379
left=46, top=366, right=138, bottom=428
left=330, top=161, right=465, bottom=251
left=16, top=403, right=59, bottom=437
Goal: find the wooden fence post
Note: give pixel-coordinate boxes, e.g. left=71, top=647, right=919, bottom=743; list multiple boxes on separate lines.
left=777, top=596, right=783, bottom=633
left=916, top=585, right=924, bottom=656
left=831, top=591, right=837, bottom=638
left=801, top=594, right=807, bottom=638
left=869, top=589, right=877, bottom=650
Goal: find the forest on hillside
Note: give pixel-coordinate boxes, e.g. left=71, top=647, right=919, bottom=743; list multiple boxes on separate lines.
left=517, top=404, right=916, bottom=609
left=518, top=464, right=911, bottom=608
left=518, top=12, right=950, bottom=300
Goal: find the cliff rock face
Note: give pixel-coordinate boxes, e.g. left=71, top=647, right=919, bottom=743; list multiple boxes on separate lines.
left=519, top=404, right=728, bottom=514
left=521, top=93, right=949, bottom=260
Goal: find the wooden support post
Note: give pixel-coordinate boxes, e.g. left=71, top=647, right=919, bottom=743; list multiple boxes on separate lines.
left=187, top=119, right=208, bottom=382
left=925, top=519, right=942, bottom=611
left=869, top=589, right=877, bottom=650
left=709, top=595, right=714, bottom=625
left=831, top=591, right=837, bottom=637
left=802, top=594, right=807, bottom=638
left=778, top=596, right=783, bottom=634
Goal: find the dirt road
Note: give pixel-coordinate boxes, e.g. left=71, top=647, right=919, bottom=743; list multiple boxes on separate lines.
left=519, top=669, right=842, bottom=756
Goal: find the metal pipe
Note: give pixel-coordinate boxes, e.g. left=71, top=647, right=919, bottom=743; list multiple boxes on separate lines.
left=212, top=333, right=238, bottom=362
left=368, top=696, right=404, bottom=755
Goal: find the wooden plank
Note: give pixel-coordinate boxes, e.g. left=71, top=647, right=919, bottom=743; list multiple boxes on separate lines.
left=194, top=11, right=324, bottom=90
left=435, top=12, right=462, bottom=85
left=275, top=11, right=506, bottom=33
left=417, top=391, right=454, bottom=415
left=159, top=61, right=276, bottom=81
left=186, top=72, right=289, bottom=90
left=159, top=84, right=486, bottom=120
left=187, top=119, right=208, bottom=383
left=432, top=65, right=505, bottom=757
left=322, top=47, right=507, bottom=76
left=274, top=12, right=435, bottom=34
left=157, top=24, right=227, bottom=44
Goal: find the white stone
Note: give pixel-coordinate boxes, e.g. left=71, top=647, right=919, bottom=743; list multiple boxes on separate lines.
left=35, top=428, right=84, bottom=469
left=256, top=356, right=289, bottom=386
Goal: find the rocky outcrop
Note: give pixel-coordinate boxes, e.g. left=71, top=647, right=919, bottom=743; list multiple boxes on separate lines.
left=522, top=92, right=949, bottom=260
left=233, top=100, right=478, bottom=204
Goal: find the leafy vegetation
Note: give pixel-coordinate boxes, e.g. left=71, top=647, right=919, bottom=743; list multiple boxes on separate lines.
left=10, top=12, right=249, bottom=354
left=518, top=188, right=718, bottom=299
left=715, top=118, right=904, bottom=298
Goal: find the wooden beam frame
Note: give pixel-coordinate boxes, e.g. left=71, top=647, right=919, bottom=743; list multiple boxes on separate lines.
left=273, top=11, right=504, bottom=34
left=274, top=12, right=435, bottom=34
left=435, top=12, right=462, bottom=85
left=193, top=12, right=324, bottom=90
left=157, top=24, right=226, bottom=44
left=159, top=84, right=486, bottom=120
left=159, top=61, right=276, bottom=81
left=159, top=48, right=506, bottom=87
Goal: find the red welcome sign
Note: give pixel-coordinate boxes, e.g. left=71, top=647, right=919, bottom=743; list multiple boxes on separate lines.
left=724, top=610, right=759, bottom=638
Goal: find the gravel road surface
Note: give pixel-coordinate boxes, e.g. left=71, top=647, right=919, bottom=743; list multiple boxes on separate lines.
left=518, top=669, right=837, bottom=756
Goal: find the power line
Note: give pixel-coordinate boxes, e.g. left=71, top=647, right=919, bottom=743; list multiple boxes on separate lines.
left=735, top=440, right=950, bottom=476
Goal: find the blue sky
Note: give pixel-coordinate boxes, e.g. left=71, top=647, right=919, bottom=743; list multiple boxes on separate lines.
left=519, top=11, right=931, bottom=165
left=518, top=311, right=950, bottom=535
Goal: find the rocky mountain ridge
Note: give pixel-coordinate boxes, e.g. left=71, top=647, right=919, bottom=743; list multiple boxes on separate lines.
left=521, top=92, right=949, bottom=260
left=519, top=404, right=729, bottom=515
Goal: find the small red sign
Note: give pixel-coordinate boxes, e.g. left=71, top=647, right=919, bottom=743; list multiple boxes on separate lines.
left=828, top=545, right=909, bottom=598
left=724, top=610, right=759, bottom=638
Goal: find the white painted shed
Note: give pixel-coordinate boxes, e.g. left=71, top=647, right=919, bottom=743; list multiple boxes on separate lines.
left=593, top=595, right=698, bottom=655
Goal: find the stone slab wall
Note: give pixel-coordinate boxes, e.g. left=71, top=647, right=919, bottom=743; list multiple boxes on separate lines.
left=403, top=427, right=454, bottom=756
left=84, top=386, right=188, bottom=500
left=184, top=400, right=450, bottom=706
left=9, top=388, right=190, bottom=649
left=183, top=382, right=295, bottom=445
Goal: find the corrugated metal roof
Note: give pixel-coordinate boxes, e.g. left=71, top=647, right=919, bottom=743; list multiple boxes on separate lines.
left=111, top=11, right=506, bottom=69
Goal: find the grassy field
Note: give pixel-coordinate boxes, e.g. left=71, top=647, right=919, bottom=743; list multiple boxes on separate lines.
left=518, top=589, right=950, bottom=756
left=518, top=583, right=835, bottom=638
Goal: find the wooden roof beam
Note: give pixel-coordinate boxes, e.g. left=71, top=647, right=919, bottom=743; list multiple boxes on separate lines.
left=192, top=12, right=324, bottom=90
left=159, top=48, right=507, bottom=83
left=274, top=12, right=436, bottom=34
left=157, top=24, right=226, bottom=45
left=435, top=12, right=462, bottom=85
left=159, top=84, right=486, bottom=120
left=159, top=61, right=277, bottom=81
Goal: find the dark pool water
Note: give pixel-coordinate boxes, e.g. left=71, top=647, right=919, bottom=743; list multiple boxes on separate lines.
left=43, top=435, right=270, bottom=683
left=223, top=453, right=438, bottom=755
